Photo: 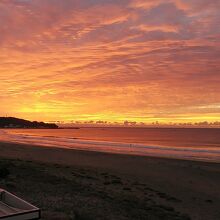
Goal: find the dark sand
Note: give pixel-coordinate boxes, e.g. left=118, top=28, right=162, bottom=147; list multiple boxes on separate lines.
left=0, top=142, right=220, bottom=220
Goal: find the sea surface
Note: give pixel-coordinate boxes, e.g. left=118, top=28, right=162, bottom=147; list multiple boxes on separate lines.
left=0, top=127, right=220, bottom=162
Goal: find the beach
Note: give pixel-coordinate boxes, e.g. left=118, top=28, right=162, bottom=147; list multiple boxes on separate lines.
left=0, top=141, right=220, bottom=220
left=1, top=0, right=220, bottom=219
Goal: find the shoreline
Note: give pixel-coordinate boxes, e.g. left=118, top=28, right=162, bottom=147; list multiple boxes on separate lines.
left=0, top=137, right=219, bottom=163
left=1, top=127, right=220, bottom=163
left=0, top=139, right=218, bottom=159
left=0, top=141, right=220, bottom=219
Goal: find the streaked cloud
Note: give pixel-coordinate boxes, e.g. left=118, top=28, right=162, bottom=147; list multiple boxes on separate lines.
left=0, top=0, right=219, bottom=123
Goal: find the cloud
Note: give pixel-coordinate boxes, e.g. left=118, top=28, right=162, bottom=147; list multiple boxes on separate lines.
left=0, top=0, right=219, bottom=122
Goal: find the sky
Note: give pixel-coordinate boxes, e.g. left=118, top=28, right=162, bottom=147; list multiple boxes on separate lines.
left=0, top=0, right=220, bottom=124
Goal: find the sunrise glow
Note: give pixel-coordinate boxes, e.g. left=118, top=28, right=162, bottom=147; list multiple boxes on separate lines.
left=0, top=0, right=220, bottom=124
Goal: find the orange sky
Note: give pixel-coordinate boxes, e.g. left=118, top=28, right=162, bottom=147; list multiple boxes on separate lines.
left=0, top=0, right=220, bottom=123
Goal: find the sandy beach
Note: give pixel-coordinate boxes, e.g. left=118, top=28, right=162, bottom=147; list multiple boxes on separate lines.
left=1, top=0, right=220, bottom=219
left=0, top=141, right=220, bottom=220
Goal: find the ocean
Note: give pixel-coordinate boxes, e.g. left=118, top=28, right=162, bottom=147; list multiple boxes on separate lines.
left=0, top=127, right=220, bottom=162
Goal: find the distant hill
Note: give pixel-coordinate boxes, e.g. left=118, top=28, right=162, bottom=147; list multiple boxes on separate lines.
left=0, top=117, right=58, bottom=129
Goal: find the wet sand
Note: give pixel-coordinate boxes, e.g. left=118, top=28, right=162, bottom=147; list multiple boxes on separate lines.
left=0, top=141, right=220, bottom=220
